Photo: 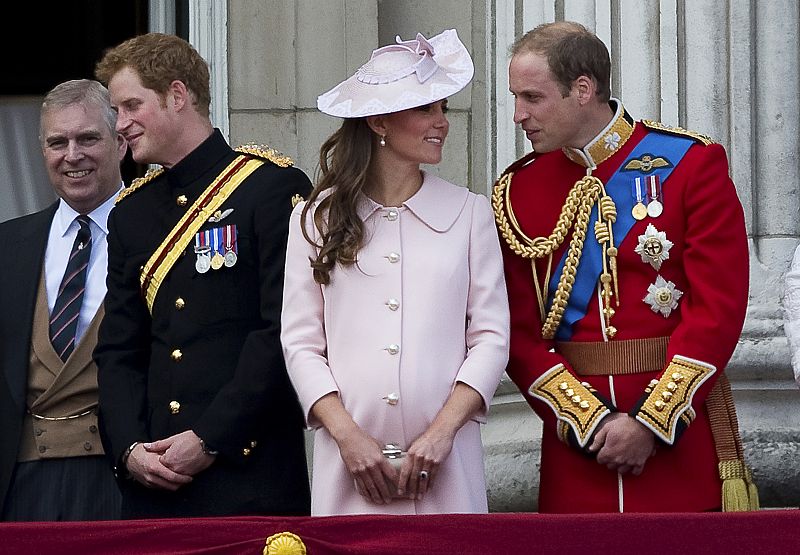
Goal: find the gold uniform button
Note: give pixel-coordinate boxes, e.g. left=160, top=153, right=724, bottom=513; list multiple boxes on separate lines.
left=242, top=448, right=251, bottom=456
left=175, top=297, right=185, bottom=310
left=177, top=195, right=188, bottom=206
left=169, top=401, right=181, bottom=414
left=171, top=349, right=183, bottom=362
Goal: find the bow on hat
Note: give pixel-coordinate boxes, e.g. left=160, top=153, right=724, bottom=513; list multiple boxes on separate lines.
left=317, top=29, right=473, bottom=118
left=356, top=33, right=439, bottom=84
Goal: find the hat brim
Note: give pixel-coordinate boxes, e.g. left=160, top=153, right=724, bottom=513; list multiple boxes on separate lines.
left=317, top=29, right=474, bottom=118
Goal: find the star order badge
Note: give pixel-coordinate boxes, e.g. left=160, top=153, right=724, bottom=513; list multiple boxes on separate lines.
left=635, top=223, right=673, bottom=270
left=644, top=275, right=683, bottom=317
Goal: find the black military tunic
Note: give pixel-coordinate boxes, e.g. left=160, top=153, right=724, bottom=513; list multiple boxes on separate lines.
left=95, top=130, right=311, bottom=517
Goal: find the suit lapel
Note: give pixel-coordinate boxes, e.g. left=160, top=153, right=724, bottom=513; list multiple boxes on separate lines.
left=0, top=203, right=57, bottom=409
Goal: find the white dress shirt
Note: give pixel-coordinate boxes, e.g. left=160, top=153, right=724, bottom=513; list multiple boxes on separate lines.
left=44, top=187, right=121, bottom=346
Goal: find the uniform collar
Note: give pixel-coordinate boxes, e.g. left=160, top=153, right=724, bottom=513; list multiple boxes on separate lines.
left=357, top=171, right=468, bottom=232
left=562, top=98, right=635, bottom=168
left=165, top=129, right=232, bottom=189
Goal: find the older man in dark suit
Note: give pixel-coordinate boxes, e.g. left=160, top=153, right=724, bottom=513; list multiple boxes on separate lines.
left=0, top=79, right=126, bottom=520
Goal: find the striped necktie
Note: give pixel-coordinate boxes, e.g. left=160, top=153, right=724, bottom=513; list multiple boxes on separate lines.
left=49, top=215, right=92, bottom=361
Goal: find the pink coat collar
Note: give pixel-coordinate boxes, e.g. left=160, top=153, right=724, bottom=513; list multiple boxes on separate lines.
left=357, top=171, right=469, bottom=232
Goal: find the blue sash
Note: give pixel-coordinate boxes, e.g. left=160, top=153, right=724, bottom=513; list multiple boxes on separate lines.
left=549, top=132, right=694, bottom=340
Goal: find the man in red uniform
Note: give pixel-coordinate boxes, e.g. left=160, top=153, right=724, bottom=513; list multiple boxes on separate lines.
left=494, top=21, right=755, bottom=512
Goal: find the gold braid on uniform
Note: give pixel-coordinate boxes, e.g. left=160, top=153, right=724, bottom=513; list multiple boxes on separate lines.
left=115, top=144, right=296, bottom=206
left=235, top=144, right=305, bottom=208
left=492, top=172, right=620, bottom=339
left=235, top=144, right=294, bottom=168
left=116, top=167, right=164, bottom=204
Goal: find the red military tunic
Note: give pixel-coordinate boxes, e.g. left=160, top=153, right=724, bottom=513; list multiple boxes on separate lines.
left=495, top=100, right=749, bottom=512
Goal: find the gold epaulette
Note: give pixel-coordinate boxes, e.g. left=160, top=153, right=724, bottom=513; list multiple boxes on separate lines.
left=116, top=167, right=165, bottom=204
left=235, top=144, right=294, bottom=168
left=528, top=364, right=611, bottom=447
left=634, top=355, right=715, bottom=444
left=642, top=120, right=715, bottom=146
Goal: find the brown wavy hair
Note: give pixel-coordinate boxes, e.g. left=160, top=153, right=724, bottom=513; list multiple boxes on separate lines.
left=301, top=118, right=375, bottom=285
left=511, top=21, right=611, bottom=103
left=95, top=33, right=211, bottom=117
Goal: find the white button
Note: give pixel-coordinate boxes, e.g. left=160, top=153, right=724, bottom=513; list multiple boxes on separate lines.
left=386, top=210, right=399, bottom=221
left=383, top=393, right=399, bottom=405
left=386, top=298, right=400, bottom=311
left=386, top=252, right=400, bottom=263
left=385, top=344, right=400, bottom=355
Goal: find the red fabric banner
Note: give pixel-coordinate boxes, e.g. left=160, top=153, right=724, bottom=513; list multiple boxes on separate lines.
left=1, top=511, right=798, bottom=554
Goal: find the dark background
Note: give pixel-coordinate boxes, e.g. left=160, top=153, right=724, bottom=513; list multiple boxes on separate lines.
left=3, top=1, right=153, bottom=183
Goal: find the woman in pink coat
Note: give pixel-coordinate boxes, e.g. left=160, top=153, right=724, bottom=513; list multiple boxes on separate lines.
left=281, top=29, right=509, bottom=515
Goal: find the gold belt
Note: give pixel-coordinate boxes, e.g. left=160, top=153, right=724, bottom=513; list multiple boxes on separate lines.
left=555, top=336, right=669, bottom=376
left=28, top=407, right=95, bottom=421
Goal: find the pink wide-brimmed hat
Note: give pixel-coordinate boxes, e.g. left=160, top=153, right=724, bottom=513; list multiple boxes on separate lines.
left=317, top=29, right=474, bottom=118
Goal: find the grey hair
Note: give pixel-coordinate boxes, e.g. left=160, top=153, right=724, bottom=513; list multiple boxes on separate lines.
left=40, top=79, right=118, bottom=139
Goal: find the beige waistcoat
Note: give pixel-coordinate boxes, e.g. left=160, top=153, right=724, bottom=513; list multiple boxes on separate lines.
left=17, top=274, right=105, bottom=462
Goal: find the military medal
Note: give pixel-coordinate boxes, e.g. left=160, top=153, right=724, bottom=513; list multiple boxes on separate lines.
left=646, top=175, right=663, bottom=218
left=643, top=275, right=683, bottom=317
left=223, top=224, right=238, bottom=267
left=635, top=223, right=673, bottom=270
left=631, top=177, right=648, bottom=220
left=196, top=253, right=211, bottom=273
left=210, top=227, right=225, bottom=270
left=194, top=232, right=212, bottom=273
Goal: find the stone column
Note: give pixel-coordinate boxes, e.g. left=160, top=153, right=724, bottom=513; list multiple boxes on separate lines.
left=227, top=0, right=378, bottom=176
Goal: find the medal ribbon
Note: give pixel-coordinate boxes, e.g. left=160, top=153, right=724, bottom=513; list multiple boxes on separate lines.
left=213, top=227, right=222, bottom=258
left=224, top=225, right=236, bottom=253
left=140, top=155, right=263, bottom=314
left=648, top=175, right=661, bottom=204
left=634, top=177, right=645, bottom=204
left=548, top=132, right=694, bottom=340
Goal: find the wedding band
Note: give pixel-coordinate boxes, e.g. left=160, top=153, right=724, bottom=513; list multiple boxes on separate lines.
left=419, top=470, right=429, bottom=480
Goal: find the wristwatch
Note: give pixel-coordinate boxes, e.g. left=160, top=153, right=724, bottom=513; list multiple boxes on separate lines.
left=118, top=441, right=141, bottom=479
left=199, top=437, right=219, bottom=456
